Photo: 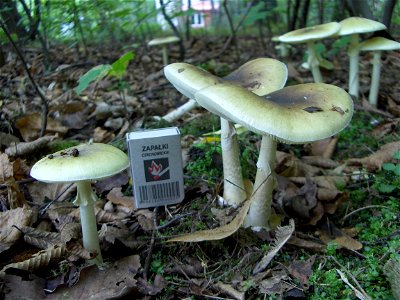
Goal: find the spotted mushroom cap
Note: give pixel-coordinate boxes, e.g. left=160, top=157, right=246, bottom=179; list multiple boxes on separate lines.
left=278, top=22, right=341, bottom=44
left=194, top=83, right=354, bottom=143
left=30, top=143, right=130, bottom=183
left=148, top=36, right=180, bottom=46
left=164, top=58, right=288, bottom=99
left=338, top=17, right=386, bottom=36
left=360, top=37, right=400, bottom=51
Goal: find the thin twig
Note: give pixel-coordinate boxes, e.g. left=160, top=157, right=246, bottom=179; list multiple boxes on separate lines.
left=143, top=207, right=158, bottom=281
left=0, top=20, right=49, bottom=137
left=342, top=205, right=390, bottom=221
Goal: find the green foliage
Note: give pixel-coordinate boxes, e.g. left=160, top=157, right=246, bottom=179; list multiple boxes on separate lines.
left=242, top=2, right=269, bottom=27
left=75, top=51, right=134, bottom=94
left=373, top=151, right=400, bottom=194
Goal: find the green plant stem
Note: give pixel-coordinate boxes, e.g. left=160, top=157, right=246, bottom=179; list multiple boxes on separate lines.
left=245, top=135, right=276, bottom=228
left=307, top=41, right=323, bottom=83
left=220, top=118, right=246, bottom=206
left=368, top=51, right=382, bottom=107
left=348, top=34, right=360, bottom=98
left=74, top=181, right=102, bottom=265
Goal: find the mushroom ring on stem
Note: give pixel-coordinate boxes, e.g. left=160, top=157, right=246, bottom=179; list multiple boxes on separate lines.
left=30, top=143, right=130, bottom=265
left=164, top=59, right=287, bottom=207
left=194, top=82, right=354, bottom=228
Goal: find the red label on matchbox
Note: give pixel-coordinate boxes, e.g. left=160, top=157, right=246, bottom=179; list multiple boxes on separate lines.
left=126, top=127, right=184, bottom=208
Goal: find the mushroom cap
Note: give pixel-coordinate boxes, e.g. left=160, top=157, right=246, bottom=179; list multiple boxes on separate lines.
left=30, top=143, right=130, bottom=183
left=164, top=63, right=222, bottom=99
left=164, top=58, right=288, bottom=99
left=338, top=17, right=386, bottom=36
left=194, top=83, right=353, bottom=143
left=360, top=37, right=400, bottom=51
left=223, top=58, right=288, bottom=96
left=279, top=22, right=340, bottom=44
left=148, top=36, right=180, bottom=46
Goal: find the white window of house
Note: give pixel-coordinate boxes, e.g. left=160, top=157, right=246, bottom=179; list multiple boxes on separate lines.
left=191, top=13, right=205, bottom=27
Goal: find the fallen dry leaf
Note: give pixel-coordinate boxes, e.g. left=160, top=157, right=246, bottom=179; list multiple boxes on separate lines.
left=253, top=219, right=295, bottom=274
left=106, top=187, right=135, bottom=211
left=2, top=273, right=46, bottom=299
left=46, top=254, right=141, bottom=299
left=0, top=153, right=13, bottom=182
left=0, top=206, right=34, bottom=253
left=288, top=255, right=316, bottom=290
left=15, top=113, right=68, bottom=141
left=310, top=137, right=338, bottom=158
left=347, top=141, right=400, bottom=171
left=318, top=221, right=362, bottom=251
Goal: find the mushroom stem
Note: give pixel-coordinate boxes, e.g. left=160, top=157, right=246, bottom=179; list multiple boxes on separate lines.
left=368, top=51, right=382, bottom=107
left=162, top=46, right=168, bottom=65
left=75, top=181, right=103, bottom=265
left=162, top=99, right=199, bottom=122
left=307, top=41, right=323, bottom=83
left=348, top=34, right=360, bottom=98
left=220, top=118, right=247, bottom=206
left=245, top=135, right=276, bottom=228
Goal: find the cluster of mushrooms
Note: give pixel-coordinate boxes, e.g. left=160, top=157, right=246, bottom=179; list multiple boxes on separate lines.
left=276, top=16, right=400, bottom=107
left=164, top=58, right=354, bottom=229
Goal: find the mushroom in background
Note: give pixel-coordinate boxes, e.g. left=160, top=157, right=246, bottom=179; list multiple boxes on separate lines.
left=148, top=36, right=180, bottom=65
left=359, top=37, right=400, bottom=107
left=337, top=17, right=387, bottom=98
left=194, top=83, right=353, bottom=228
left=278, top=22, right=340, bottom=83
left=30, top=143, right=130, bottom=265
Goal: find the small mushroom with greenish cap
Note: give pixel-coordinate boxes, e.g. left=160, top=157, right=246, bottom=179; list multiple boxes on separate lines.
left=194, top=82, right=354, bottom=228
left=279, top=22, right=340, bottom=83
left=148, top=36, right=180, bottom=65
left=338, top=17, right=387, bottom=98
left=164, top=59, right=288, bottom=207
left=30, top=143, right=130, bottom=265
left=359, top=37, right=400, bottom=107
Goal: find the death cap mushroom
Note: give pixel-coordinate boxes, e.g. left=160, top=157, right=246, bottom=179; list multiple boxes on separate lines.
left=194, top=82, right=353, bottom=143
left=30, top=143, right=130, bottom=183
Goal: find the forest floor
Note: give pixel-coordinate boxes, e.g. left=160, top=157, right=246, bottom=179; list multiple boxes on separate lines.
left=1, top=34, right=400, bottom=299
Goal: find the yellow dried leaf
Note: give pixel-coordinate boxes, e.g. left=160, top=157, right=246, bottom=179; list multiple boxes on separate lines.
left=167, top=179, right=256, bottom=242
left=0, top=244, right=66, bottom=276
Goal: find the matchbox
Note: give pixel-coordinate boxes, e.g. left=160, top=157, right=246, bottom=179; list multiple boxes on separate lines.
left=126, top=127, right=184, bottom=208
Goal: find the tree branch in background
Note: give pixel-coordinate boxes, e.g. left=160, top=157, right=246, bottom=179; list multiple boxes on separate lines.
left=73, top=0, right=88, bottom=57
left=159, top=0, right=185, bottom=61
left=0, top=21, right=49, bottom=138
left=18, top=0, right=50, bottom=68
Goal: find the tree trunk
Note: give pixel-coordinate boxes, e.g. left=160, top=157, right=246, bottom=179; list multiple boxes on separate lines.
left=299, top=0, right=310, bottom=28
left=0, top=0, right=29, bottom=39
left=289, top=0, right=301, bottom=30
left=345, top=0, right=374, bottom=19
left=382, top=0, right=397, bottom=29
left=159, top=0, right=185, bottom=61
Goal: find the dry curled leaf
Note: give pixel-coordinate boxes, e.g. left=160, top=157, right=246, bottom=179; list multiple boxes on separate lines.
left=252, top=219, right=295, bottom=275
left=0, top=244, right=66, bottom=276
left=347, top=141, right=400, bottom=171
left=0, top=207, right=34, bottom=253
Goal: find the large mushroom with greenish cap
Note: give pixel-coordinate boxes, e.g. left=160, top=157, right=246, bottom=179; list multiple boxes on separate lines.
left=338, top=17, right=387, bottom=98
left=148, top=36, right=180, bottom=65
left=30, top=143, right=130, bottom=265
left=278, top=22, right=341, bottom=83
left=194, top=82, right=353, bottom=228
left=359, top=37, right=400, bottom=107
left=164, top=59, right=288, bottom=207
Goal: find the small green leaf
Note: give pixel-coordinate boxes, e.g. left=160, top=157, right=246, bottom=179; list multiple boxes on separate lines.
left=394, top=165, right=400, bottom=176
left=383, top=163, right=396, bottom=171
left=109, top=51, right=135, bottom=78
left=393, top=151, right=400, bottom=160
left=378, top=183, right=397, bottom=193
left=75, top=65, right=112, bottom=94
